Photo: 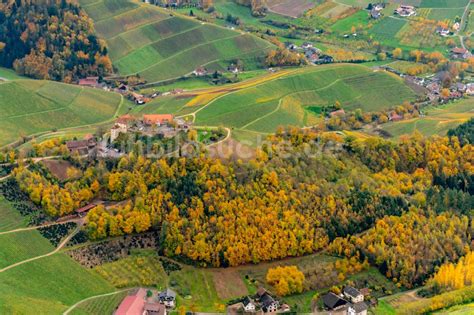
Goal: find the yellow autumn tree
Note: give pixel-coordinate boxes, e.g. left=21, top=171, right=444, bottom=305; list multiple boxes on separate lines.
left=266, top=265, right=305, bottom=296
left=432, top=252, right=474, bottom=290
left=392, top=48, right=403, bottom=59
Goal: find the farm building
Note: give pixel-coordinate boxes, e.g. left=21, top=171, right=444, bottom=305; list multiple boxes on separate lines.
left=131, top=92, right=147, bottom=105
left=330, top=109, right=346, bottom=117
left=344, top=286, right=364, bottom=303
left=115, top=288, right=166, bottom=315
left=388, top=111, right=403, bottom=122
left=322, top=292, right=348, bottom=312
left=158, top=288, right=176, bottom=308
left=349, top=302, right=368, bottom=315
left=75, top=204, right=97, bottom=217
left=453, top=22, right=461, bottom=32
left=242, top=296, right=256, bottom=312
left=436, top=26, right=449, bottom=36
left=394, top=5, right=416, bottom=17
left=466, top=83, right=474, bottom=95
left=322, top=286, right=369, bottom=315
left=77, top=76, right=99, bottom=87
left=193, top=67, right=208, bottom=76
left=66, top=138, right=96, bottom=155
left=370, top=9, right=381, bottom=19
left=256, top=288, right=279, bottom=312
left=451, top=47, right=471, bottom=59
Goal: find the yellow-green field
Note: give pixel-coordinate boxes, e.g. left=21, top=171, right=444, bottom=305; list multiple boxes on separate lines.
left=193, top=64, right=418, bottom=134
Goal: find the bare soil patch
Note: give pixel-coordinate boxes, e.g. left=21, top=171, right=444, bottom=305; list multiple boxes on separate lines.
left=42, top=159, right=79, bottom=181
left=211, top=269, right=249, bottom=299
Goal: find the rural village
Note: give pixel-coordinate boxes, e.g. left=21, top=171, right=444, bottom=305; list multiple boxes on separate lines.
left=0, top=0, right=473, bottom=314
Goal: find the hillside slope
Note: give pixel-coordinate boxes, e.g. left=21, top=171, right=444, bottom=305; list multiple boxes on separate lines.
left=0, top=79, right=122, bottom=147
left=194, top=65, right=420, bottom=133
left=79, top=0, right=274, bottom=83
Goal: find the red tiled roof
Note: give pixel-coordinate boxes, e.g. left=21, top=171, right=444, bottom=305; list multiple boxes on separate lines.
left=330, top=109, right=345, bottom=117
left=115, top=288, right=147, bottom=315
left=452, top=47, right=468, bottom=54
left=75, top=204, right=96, bottom=214
left=116, top=114, right=135, bottom=125
left=78, top=77, right=98, bottom=86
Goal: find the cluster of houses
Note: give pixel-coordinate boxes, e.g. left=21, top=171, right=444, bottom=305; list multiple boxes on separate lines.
left=394, top=4, right=416, bottom=17
left=109, top=114, right=190, bottom=142
left=114, top=288, right=176, bottom=315
left=322, top=286, right=371, bottom=315
left=381, top=65, right=474, bottom=103
left=77, top=77, right=160, bottom=105
left=415, top=72, right=474, bottom=101
left=286, top=42, right=334, bottom=64
left=228, top=288, right=290, bottom=314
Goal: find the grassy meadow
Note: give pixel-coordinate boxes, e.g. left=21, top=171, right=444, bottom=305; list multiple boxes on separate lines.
left=0, top=197, right=28, bottom=232
left=0, top=199, right=116, bottom=314
left=0, top=80, right=122, bottom=147
left=0, top=254, right=115, bottom=314
left=0, top=229, right=54, bottom=269
left=79, top=0, right=273, bottom=83
left=193, top=65, right=418, bottom=134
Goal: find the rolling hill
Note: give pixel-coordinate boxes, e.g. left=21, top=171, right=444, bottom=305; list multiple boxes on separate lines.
left=193, top=64, right=419, bottom=134
left=0, top=78, right=122, bottom=147
left=79, top=0, right=274, bottom=83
